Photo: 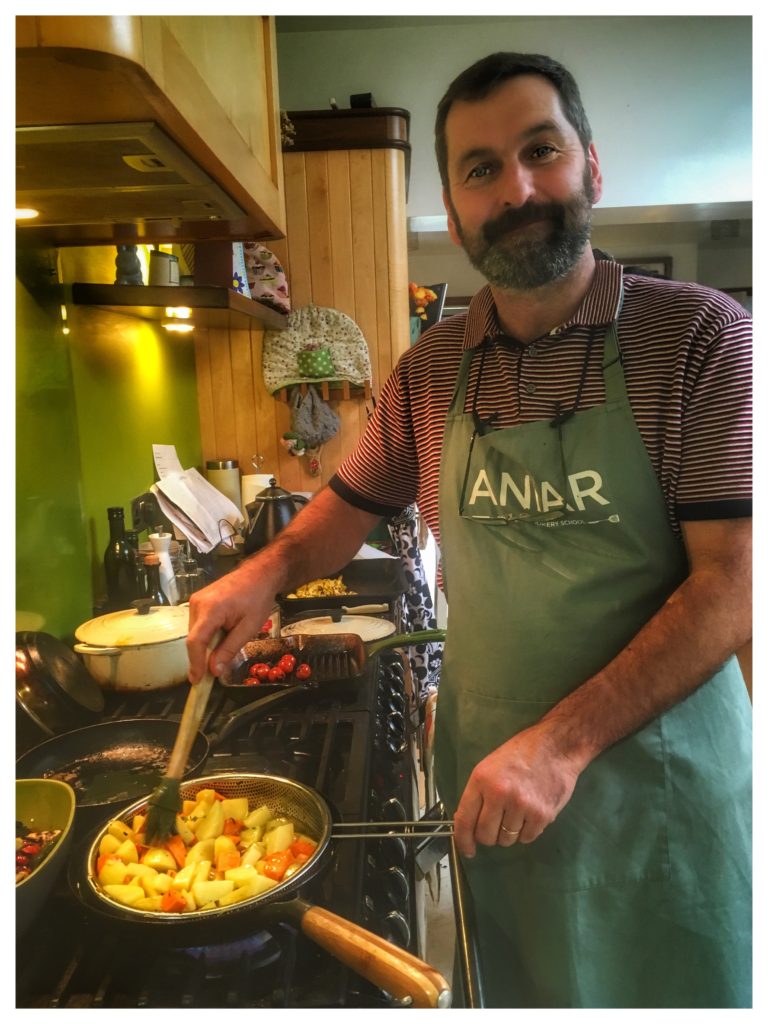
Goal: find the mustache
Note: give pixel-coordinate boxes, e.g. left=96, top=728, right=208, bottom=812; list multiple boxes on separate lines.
left=482, top=202, right=567, bottom=245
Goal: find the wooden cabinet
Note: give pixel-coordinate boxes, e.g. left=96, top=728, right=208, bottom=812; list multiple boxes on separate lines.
left=193, top=110, right=411, bottom=493
left=16, top=15, right=285, bottom=244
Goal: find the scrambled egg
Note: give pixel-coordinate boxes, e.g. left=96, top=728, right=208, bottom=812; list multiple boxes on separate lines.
left=287, top=576, right=356, bottom=598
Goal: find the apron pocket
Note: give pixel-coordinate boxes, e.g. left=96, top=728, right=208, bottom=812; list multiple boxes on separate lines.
left=452, top=689, right=672, bottom=893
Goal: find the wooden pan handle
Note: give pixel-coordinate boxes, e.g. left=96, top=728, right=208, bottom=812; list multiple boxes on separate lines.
left=166, top=631, right=221, bottom=780
left=300, top=904, right=451, bottom=1008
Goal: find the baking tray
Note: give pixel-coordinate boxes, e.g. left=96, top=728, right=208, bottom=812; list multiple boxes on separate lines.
left=277, top=557, right=407, bottom=613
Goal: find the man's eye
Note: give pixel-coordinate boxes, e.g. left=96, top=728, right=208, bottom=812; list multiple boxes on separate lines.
left=531, top=145, right=557, bottom=160
left=467, top=164, right=494, bottom=180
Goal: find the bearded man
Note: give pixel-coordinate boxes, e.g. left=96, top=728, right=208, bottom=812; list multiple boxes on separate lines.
left=187, top=52, right=752, bottom=1009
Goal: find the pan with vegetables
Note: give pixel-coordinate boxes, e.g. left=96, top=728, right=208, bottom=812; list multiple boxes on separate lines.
left=72, top=773, right=452, bottom=1009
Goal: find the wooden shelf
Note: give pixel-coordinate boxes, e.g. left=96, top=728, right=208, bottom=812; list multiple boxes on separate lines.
left=275, top=380, right=371, bottom=402
left=67, top=283, right=289, bottom=330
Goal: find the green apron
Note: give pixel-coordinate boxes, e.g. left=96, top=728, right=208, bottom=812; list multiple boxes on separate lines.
left=435, top=310, right=752, bottom=1008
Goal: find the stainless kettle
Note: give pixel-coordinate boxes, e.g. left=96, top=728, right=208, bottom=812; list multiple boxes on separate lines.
left=243, top=478, right=309, bottom=555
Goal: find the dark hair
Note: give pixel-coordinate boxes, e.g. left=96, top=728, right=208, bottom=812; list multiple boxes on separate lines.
left=435, top=52, right=593, bottom=189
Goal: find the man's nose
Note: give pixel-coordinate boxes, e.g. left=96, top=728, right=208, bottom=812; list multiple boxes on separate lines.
left=499, top=161, right=536, bottom=207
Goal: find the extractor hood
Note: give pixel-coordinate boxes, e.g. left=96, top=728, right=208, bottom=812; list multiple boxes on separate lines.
left=16, top=121, right=248, bottom=229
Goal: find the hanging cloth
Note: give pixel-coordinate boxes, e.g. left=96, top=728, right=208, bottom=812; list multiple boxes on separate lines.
left=387, top=505, right=443, bottom=700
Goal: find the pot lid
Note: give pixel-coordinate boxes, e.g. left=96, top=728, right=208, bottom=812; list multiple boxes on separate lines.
left=75, top=604, right=189, bottom=648
left=16, top=631, right=105, bottom=713
left=251, top=478, right=296, bottom=503
left=281, top=616, right=396, bottom=643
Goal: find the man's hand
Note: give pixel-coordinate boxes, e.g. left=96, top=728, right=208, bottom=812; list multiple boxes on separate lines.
left=453, top=722, right=584, bottom=857
left=186, top=565, right=276, bottom=683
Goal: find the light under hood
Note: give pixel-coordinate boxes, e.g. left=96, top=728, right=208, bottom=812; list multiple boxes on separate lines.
left=16, top=121, right=248, bottom=229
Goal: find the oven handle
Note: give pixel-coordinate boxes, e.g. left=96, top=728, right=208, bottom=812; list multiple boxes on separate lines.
left=447, top=834, right=485, bottom=1009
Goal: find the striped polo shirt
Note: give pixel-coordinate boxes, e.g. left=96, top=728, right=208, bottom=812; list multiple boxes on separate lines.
left=330, top=257, right=752, bottom=548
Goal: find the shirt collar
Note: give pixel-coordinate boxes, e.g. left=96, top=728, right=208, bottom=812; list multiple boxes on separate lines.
left=462, top=255, right=624, bottom=350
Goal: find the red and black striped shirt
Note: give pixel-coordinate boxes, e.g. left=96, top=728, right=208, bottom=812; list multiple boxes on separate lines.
left=331, top=258, right=752, bottom=547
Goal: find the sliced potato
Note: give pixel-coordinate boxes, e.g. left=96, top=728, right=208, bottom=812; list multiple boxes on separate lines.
left=133, top=896, right=163, bottom=912
left=141, top=847, right=177, bottom=872
left=185, top=838, right=215, bottom=865
left=98, top=857, right=129, bottom=887
left=115, top=839, right=139, bottom=864
left=103, top=883, right=145, bottom=907
left=220, top=797, right=249, bottom=822
left=98, top=833, right=121, bottom=857
left=192, top=879, right=234, bottom=906
left=243, top=804, right=272, bottom=829
left=265, top=822, right=294, bottom=855
left=194, top=800, right=225, bottom=841
left=106, top=819, right=133, bottom=843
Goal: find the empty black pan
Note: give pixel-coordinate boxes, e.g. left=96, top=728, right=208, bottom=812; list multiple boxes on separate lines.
left=15, top=718, right=210, bottom=833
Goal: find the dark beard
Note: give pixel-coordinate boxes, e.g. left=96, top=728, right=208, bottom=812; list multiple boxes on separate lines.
left=452, top=169, right=595, bottom=290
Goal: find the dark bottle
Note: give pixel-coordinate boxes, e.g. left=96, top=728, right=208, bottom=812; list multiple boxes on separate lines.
left=124, top=530, right=145, bottom=598
left=143, top=553, right=169, bottom=606
left=103, top=507, right=134, bottom=610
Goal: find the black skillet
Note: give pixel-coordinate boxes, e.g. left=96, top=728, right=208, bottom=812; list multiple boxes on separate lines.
left=14, top=696, right=297, bottom=833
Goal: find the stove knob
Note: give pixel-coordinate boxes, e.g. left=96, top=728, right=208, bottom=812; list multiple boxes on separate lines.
left=381, top=910, right=411, bottom=949
left=380, top=796, right=407, bottom=822
left=377, top=836, right=407, bottom=870
left=382, top=864, right=410, bottom=905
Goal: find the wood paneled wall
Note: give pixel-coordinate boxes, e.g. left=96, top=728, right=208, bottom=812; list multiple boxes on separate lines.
left=194, top=145, right=410, bottom=493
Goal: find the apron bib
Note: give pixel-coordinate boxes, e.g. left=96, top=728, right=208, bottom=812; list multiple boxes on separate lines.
left=435, top=311, right=752, bottom=1008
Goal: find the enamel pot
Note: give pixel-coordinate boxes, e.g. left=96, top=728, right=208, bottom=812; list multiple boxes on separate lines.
left=73, top=601, right=190, bottom=693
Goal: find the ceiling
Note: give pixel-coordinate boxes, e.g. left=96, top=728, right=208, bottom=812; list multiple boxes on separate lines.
left=275, top=15, right=512, bottom=33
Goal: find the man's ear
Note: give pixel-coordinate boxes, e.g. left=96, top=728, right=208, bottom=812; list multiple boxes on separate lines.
left=443, top=187, right=462, bottom=247
left=587, top=143, right=603, bottom=205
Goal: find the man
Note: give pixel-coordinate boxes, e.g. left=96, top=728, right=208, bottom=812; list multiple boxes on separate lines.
left=187, top=53, right=752, bottom=1008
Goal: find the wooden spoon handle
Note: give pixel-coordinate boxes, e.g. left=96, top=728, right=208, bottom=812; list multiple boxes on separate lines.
left=165, top=631, right=221, bottom=780
left=300, top=905, right=451, bottom=1008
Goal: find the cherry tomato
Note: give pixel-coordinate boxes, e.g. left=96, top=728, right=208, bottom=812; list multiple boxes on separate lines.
left=268, top=666, right=285, bottom=683
left=243, top=676, right=260, bottom=686
left=295, top=663, right=312, bottom=681
left=248, top=662, right=271, bottom=681
left=278, top=653, right=297, bottom=674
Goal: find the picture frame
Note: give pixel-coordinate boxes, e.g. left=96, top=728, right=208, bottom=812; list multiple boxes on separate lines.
left=616, top=256, right=673, bottom=279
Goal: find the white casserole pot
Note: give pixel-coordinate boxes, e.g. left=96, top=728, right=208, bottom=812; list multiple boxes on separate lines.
left=74, top=603, right=190, bottom=692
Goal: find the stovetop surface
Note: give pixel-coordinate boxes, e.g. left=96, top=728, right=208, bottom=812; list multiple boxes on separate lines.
left=16, top=654, right=418, bottom=1008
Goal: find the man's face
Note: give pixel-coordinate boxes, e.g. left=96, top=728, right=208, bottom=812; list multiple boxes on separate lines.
left=442, top=74, right=603, bottom=291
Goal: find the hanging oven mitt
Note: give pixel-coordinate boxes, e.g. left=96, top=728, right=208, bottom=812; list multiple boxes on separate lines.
left=289, top=385, right=340, bottom=449
left=243, top=243, right=291, bottom=314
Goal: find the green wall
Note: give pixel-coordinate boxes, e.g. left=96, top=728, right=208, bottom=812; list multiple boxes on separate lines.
left=16, top=245, right=202, bottom=641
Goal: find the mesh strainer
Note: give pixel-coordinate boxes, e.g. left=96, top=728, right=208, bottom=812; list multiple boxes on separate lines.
left=80, top=773, right=451, bottom=1008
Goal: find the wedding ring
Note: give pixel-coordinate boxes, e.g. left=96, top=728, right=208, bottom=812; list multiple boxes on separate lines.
left=500, top=824, right=521, bottom=836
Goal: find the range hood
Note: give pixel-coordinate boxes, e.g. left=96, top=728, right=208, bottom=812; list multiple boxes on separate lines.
left=16, top=121, right=248, bottom=229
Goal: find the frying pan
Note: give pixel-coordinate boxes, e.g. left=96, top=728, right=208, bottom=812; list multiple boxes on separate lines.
left=15, top=718, right=210, bottom=833
left=219, top=630, right=446, bottom=713
left=73, top=773, right=451, bottom=1008
left=13, top=694, right=302, bottom=832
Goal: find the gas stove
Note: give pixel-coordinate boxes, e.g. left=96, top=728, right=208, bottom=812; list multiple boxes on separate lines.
left=16, top=652, right=423, bottom=1008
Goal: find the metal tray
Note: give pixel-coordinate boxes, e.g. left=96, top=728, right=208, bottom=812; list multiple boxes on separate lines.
left=277, top=557, right=407, bottom=613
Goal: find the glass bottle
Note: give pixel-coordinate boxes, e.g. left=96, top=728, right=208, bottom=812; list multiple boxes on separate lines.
left=103, top=507, right=134, bottom=610
left=143, top=553, right=169, bottom=606
left=125, top=530, right=146, bottom=599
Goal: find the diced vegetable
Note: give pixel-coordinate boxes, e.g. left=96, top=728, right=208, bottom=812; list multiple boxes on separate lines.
left=243, top=805, right=272, bottom=829
left=93, top=789, right=319, bottom=916
left=265, top=822, right=294, bottom=855
left=103, top=883, right=145, bottom=907
left=219, top=798, right=249, bottom=821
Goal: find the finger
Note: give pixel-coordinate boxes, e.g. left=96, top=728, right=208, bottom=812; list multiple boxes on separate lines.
left=497, top=819, right=525, bottom=846
left=453, top=787, right=483, bottom=859
left=186, top=604, right=230, bottom=683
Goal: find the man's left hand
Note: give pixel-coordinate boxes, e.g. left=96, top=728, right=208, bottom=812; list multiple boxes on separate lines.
left=453, top=723, right=584, bottom=857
